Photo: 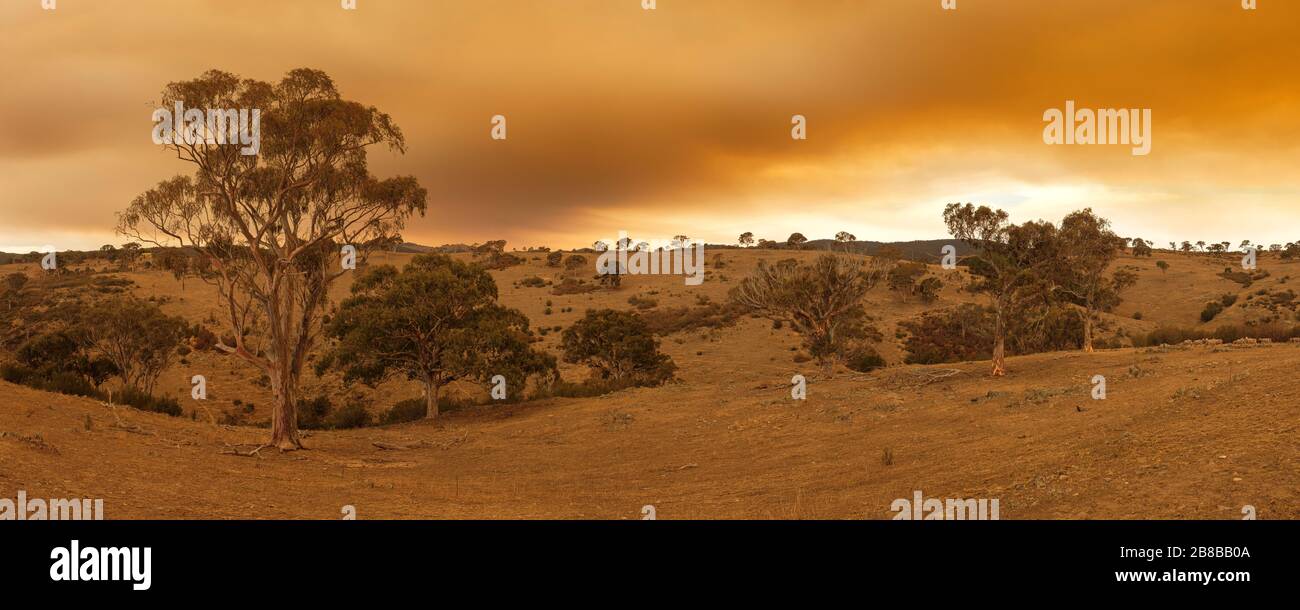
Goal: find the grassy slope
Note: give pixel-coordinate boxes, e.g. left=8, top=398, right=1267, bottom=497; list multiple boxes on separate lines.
left=1, top=249, right=1297, bottom=518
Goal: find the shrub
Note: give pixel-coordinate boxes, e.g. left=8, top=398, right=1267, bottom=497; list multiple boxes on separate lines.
left=1201, top=301, right=1224, bottom=322
left=116, top=386, right=182, bottom=416
left=328, top=401, right=371, bottom=429
left=37, top=371, right=100, bottom=398
left=916, top=276, right=943, bottom=303
left=641, top=302, right=744, bottom=336
left=563, top=254, right=588, bottom=271
left=1221, top=293, right=1239, bottom=307
left=901, top=303, right=1083, bottom=364
left=561, top=309, right=676, bottom=386
left=627, top=295, right=658, bottom=310
left=518, top=276, right=547, bottom=288
left=382, top=398, right=427, bottom=424
left=551, top=278, right=597, bottom=295
left=842, top=345, right=886, bottom=372
left=731, top=254, right=887, bottom=369
left=297, top=395, right=334, bottom=430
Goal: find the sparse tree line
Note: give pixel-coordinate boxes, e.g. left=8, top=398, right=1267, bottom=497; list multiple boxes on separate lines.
left=727, top=205, right=1138, bottom=377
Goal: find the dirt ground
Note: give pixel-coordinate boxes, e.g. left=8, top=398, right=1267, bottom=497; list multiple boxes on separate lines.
left=1, top=249, right=1297, bottom=519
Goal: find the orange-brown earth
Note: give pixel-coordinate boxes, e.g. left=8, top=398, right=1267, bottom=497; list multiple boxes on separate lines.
left=1, top=249, right=1297, bottom=518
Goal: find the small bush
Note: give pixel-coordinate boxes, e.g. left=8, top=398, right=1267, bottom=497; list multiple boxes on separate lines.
left=842, top=346, right=886, bottom=372
left=382, top=398, right=427, bottom=424
left=1201, top=301, right=1224, bottom=322
left=296, top=395, right=334, bottom=430
left=627, top=295, right=658, bottom=310
left=116, top=386, right=182, bottom=416
left=327, top=401, right=371, bottom=429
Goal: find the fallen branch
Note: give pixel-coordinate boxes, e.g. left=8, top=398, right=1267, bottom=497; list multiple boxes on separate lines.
left=220, top=443, right=269, bottom=458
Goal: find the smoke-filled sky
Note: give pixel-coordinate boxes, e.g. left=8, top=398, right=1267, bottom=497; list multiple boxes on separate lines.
left=2, top=0, right=1299, bottom=252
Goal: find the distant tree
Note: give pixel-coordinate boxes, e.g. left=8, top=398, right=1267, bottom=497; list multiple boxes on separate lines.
left=563, top=254, right=588, bottom=271
left=2, top=273, right=28, bottom=311
left=1180, top=241, right=1193, bottom=253
left=916, top=276, right=943, bottom=303
left=1131, top=238, right=1152, bottom=257
left=943, top=203, right=1059, bottom=376
left=756, top=238, right=778, bottom=249
left=83, top=298, right=187, bottom=394
left=1055, top=209, right=1136, bottom=352
left=155, top=249, right=193, bottom=289
left=738, top=232, right=755, bottom=247
left=887, top=261, right=927, bottom=301
left=1168, top=242, right=1176, bottom=251
left=561, top=309, right=675, bottom=385
left=731, top=253, right=886, bottom=372
left=672, top=235, right=689, bottom=248
left=1195, top=240, right=1206, bottom=252
left=786, top=233, right=808, bottom=249
left=834, top=231, right=856, bottom=251
left=319, top=254, right=555, bottom=420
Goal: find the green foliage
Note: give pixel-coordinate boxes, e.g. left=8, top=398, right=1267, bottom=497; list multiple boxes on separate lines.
left=116, top=386, right=182, bottom=416
left=916, top=276, right=943, bottom=303
left=1201, top=301, right=1224, bottom=322
left=731, top=254, right=885, bottom=369
left=297, top=395, right=372, bottom=430
left=639, top=302, right=743, bottom=336
left=901, top=303, right=1084, bottom=364
left=382, top=398, right=427, bottom=424
left=560, top=309, right=676, bottom=385
left=842, top=345, right=886, bottom=372
left=83, top=297, right=187, bottom=394
left=319, top=254, right=556, bottom=418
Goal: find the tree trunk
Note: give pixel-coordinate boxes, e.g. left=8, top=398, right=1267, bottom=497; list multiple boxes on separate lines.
left=424, top=380, right=440, bottom=421
left=268, top=367, right=303, bottom=450
left=991, top=304, right=1007, bottom=376
left=1082, top=311, right=1095, bottom=353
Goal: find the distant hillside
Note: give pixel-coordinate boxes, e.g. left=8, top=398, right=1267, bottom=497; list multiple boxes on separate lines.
left=803, top=238, right=977, bottom=261
left=394, top=242, right=472, bottom=254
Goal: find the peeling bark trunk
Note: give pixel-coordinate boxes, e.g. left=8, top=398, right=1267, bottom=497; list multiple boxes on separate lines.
left=1082, top=312, right=1095, bottom=353
left=268, top=366, right=302, bottom=450
left=991, top=302, right=1008, bottom=376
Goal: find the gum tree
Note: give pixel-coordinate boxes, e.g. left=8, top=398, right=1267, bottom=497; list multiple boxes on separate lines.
left=118, top=69, right=426, bottom=449
left=318, top=255, right=556, bottom=421
left=1056, top=209, right=1137, bottom=352
left=730, top=253, right=886, bottom=373
left=943, top=203, right=1059, bottom=376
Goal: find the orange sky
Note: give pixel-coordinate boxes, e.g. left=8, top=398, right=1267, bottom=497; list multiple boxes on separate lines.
left=2, top=0, right=1299, bottom=252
